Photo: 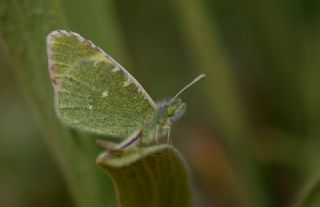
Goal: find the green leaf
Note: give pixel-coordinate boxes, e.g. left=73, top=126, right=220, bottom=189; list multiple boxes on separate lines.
left=97, top=144, right=192, bottom=207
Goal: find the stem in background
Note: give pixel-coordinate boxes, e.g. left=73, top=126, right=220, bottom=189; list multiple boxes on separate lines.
left=302, top=19, right=320, bottom=134
left=0, top=0, right=136, bottom=206
left=171, top=0, right=271, bottom=206
left=238, top=0, right=303, bottom=129
left=293, top=169, right=320, bottom=207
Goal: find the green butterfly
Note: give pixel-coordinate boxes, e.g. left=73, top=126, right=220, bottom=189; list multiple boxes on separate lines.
left=47, top=30, right=205, bottom=151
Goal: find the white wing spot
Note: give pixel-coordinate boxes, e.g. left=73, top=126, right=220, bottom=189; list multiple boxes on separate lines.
left=112, top=66, right=120, bottom=73
left=123, top=79, right=133, bottom=87
left=94, top=60, right=100, bottom=67
left=102, top=90, right=109, bottom=97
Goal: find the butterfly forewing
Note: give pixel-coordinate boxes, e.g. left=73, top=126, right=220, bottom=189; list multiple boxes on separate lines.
left=47, top=31, right=157, bottom=140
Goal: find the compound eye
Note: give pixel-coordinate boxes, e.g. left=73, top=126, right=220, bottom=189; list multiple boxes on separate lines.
left=166, top=106, right=175, bottom=117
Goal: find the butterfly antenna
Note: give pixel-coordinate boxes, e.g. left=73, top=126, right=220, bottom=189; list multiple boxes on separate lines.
left=170, top=74, right=206, bottom=103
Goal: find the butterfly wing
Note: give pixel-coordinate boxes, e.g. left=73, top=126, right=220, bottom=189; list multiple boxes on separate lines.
left=47, top=30, right=157, bottom=140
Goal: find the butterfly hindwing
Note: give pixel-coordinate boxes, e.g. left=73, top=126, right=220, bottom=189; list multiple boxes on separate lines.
left=47, top=31, right=157, bottom=140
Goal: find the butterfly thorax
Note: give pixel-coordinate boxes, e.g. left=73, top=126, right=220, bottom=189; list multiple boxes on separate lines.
left=144, top=98, right=186, bottom=140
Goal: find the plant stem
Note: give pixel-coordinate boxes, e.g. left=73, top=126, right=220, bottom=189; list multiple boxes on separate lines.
left=171, top=0, right=272, bottom=206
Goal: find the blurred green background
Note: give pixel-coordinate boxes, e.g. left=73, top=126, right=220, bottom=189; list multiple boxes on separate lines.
left=1, top=0, right=320, bottom=206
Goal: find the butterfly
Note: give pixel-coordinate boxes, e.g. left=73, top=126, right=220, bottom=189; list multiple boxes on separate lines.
left=47, top=30, right=205, bottom=152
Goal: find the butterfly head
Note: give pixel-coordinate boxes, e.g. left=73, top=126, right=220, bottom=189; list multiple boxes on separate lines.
left=157, top=98, right=187, bottom=125
left=156, top=74, right=206, bottom=127
left=166, top=98, right=187, bottom=123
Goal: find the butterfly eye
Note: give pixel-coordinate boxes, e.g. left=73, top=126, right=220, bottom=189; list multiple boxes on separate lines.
left=166, top=106, right=175, bottom=117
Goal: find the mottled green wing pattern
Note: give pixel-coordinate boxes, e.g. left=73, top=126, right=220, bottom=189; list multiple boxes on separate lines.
left=47, top=31, right=157, bottom=140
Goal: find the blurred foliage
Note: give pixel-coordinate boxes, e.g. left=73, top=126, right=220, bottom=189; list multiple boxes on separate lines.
left=0, top=47, right=73, bottom=207
left=1, top=0, right=320, bottom=207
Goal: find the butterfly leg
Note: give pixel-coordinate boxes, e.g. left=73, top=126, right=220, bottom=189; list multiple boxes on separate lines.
left=120, top=128, right=144, bottom=149
left=155, top=124, right=159, bottom=145
left=96, top=128, right=144, bottom=156
left=96, top=139, right=124, bottom=156
left=166, top=127, right=172, bottom=145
